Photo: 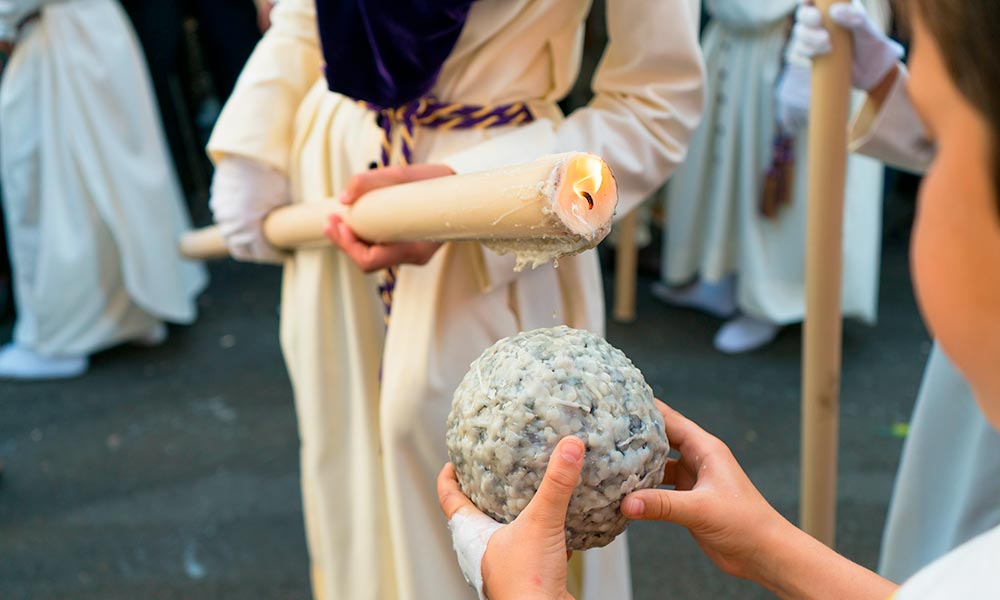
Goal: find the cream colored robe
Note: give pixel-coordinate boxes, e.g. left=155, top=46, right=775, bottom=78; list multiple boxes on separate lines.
left=850, top=68, right=1000, bottom=583
left=207, top=1, right=704, bottom=599
left=0, top=0, right=206, bottom=357
left=661, top=0, right=888, bottom=325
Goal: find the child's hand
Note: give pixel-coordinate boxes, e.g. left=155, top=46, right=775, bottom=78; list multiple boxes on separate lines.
left=324, top=164, right=454, bottom=272
left=621, top=401, right=796, bottom=582
left=437, top=436, right=583, bottom=600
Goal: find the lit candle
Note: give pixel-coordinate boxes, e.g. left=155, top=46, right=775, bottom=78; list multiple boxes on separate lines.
left=179, top=152, right=617, bottom=269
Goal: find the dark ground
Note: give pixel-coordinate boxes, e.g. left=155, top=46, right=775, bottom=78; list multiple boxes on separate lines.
left=0, top=197, right=928, bottom=600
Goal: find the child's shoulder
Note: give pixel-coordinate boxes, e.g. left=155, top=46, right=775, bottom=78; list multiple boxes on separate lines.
left=895, top=525, right=1000, bottom=599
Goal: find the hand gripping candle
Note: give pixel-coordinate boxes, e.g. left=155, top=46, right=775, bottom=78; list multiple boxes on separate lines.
left=179, top=153, right=617, bottom=270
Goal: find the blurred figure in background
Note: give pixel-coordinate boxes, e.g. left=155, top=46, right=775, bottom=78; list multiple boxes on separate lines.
left=121, top=0, right=271, bottom=208
left=0, top=0, right=207, bottom=380
left=655, top=0, right=890, bottom=353
left=785, top=1, right=1000, bottom=582
left=0, top=28, right=10, bottom=322
left=0, top=186, right=10, bottom=321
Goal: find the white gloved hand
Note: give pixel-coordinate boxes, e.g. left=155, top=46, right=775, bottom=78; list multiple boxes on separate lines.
left=209, top=157, right=291, bottom=265
left=786, top=1, right=904, bottom=91
left=775, top=62, right=813, bottom=134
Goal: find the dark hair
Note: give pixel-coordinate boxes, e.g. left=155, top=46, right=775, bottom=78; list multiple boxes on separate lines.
left=907, top=0, right=1000, bottom=218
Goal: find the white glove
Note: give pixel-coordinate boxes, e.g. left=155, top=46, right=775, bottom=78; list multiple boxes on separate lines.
left=775, top=62, right=812, bottom=134
left=786, top=1, right=904, bottom=91
left=209, top=157, right=291, bottom=265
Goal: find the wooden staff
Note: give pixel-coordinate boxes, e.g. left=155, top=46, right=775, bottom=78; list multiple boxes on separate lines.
left=800, top=0, right=853, bottom=546
left=612, top=211, right=638, bottom=323
left=179, top=153, right=617, bottom=261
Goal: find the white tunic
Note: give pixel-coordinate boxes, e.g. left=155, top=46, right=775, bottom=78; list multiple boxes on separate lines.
left=207, top=1, right=704, bottom=599
left=0, top=0, right=206, bottom=357
left=879, top=345, right=1000, bottom=581
left=661, top=0, right=886, bottom=325
left=849, top=67, right=1000, bottom=582
left=893, top=525, right=1000, bottom=599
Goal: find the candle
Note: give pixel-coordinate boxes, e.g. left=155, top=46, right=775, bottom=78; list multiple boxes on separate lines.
left=179, top=153, right=617, bottom=269
left=447, top=326, right=669, bottom=550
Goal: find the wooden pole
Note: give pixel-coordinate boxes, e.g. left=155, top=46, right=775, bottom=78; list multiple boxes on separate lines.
left=800, top=0, right=853, bottom=547
left=612, top=211, right=638, bottom=323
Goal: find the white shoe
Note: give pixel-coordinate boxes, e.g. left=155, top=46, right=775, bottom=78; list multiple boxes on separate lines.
left=651, top=277, right=737, bottom=318
left=0, top=344, right=88, bottom=380
left=714, top=316, right=781, bottom=354
left=132, top=323, right=168, bottom=347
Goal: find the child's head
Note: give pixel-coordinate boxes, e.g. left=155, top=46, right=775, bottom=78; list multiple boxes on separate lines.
left=903, top=0, right=1000, bottom=423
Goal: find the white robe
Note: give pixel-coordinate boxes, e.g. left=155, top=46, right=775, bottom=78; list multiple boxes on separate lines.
left=0, top=0, right=206, bottom=357
left=849, top=67, right=1000, bottom=582
left=661, top=0, right=886, bottom=325
left=894, top=525, right=1000, bottom=598
left=207, top=1, right=705, bottom=599
left=879, top=345, right=1000, bottom=582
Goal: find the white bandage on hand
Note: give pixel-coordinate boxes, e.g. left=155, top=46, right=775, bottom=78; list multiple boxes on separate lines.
left=786, top=1, right=904, bottom=91
left=448, top=508, right=504, bottom=600
left=209, top=157, right=291, bottom=265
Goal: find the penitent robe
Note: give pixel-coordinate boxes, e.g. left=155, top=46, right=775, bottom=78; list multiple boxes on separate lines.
left=0, top=0, right=206, bottom=357
left=661, top=0, right=889, bottom=326
left=207, top=0, right=705, bottom=598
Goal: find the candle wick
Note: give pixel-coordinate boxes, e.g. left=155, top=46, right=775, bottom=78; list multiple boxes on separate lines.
left=582, top=191, right=594, bottom=210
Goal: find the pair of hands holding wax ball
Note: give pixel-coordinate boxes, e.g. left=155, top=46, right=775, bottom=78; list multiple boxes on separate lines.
left=315, top=164, right=817, bottom=597
left=437, top=400, right=828, bottom=600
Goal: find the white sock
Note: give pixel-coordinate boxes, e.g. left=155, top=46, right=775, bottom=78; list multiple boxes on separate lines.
left=714, top=315, right=781, bottom=354
left=0, top=344, right=88, bottom=380
left=651, top=275, right=737, bottom=318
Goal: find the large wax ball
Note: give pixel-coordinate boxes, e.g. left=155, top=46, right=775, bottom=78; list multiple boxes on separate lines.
left=446, top=326, right=669, bottom=550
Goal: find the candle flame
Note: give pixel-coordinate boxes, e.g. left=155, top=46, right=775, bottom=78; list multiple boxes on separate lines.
left=572, top=157, right=604, bottom=210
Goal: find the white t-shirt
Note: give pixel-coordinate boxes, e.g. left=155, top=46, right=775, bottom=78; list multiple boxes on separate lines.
left=894, top=525, right=1000, bottom=598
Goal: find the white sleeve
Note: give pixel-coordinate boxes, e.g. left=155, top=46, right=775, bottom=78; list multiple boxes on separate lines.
left=849, top=65, right=934, bottom=175
left=895, top=526, right=1000, bottom=599
left=446, top=0, right=706, bottom=291
left=553, top=0, right=705, bottom=217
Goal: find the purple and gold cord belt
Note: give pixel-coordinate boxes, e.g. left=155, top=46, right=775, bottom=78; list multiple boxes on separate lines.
left=361, top=96, right=534, bottom=324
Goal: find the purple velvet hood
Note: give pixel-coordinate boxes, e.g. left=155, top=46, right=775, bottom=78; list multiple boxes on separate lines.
left=315, top=0, right=476, bottom=109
